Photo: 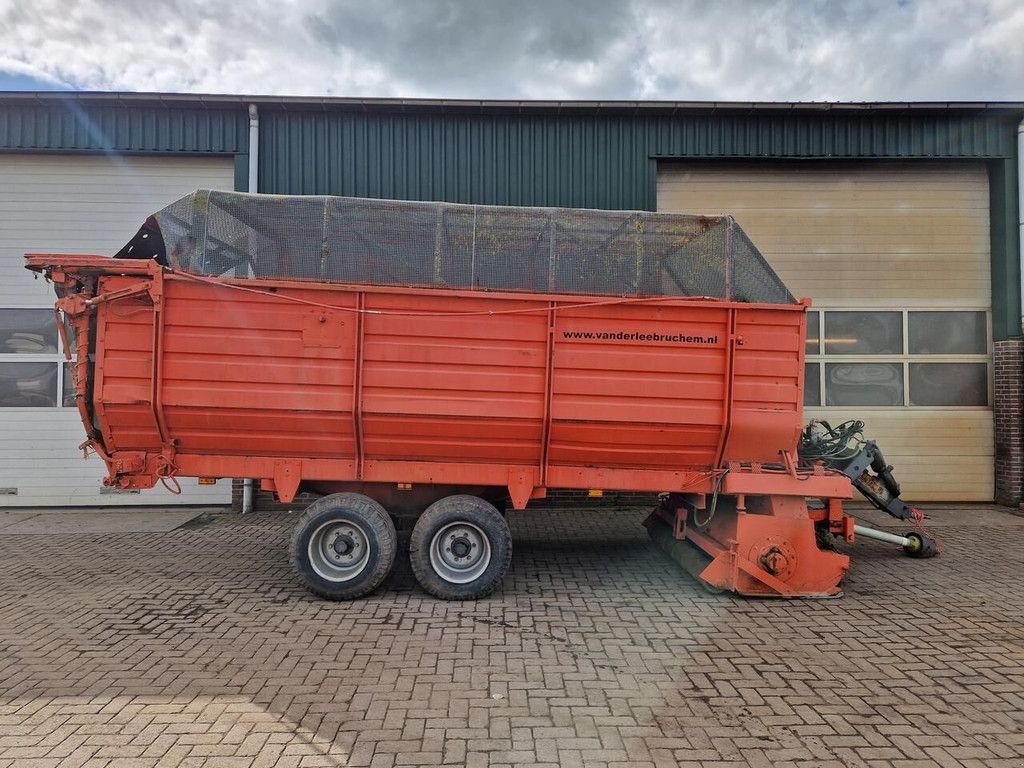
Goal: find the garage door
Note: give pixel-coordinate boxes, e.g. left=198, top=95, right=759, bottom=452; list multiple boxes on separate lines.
left=658, top=162, right=992, bottom=501
left=0, top=154, right=235, bottom=507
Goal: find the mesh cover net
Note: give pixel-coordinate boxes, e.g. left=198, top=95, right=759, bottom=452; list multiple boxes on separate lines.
left=150, top=190, right=795, bottom=303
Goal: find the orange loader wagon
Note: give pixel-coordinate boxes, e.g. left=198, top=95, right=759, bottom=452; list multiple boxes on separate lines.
left=25, top=191, right=937, bottom=600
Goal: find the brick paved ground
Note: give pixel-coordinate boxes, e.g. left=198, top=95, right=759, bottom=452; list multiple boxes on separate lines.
left=1, top=504, right=1022, bottom=768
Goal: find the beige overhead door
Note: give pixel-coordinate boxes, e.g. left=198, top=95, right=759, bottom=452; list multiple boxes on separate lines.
left=0, top=154, right=235, bottom=507
left=658, top=162, right=992, bottom=501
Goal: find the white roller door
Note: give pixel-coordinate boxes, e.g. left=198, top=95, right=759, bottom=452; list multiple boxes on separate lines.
left=658, top=162, right=992, bottom=501
left=0, top=154, right=235, bottom=507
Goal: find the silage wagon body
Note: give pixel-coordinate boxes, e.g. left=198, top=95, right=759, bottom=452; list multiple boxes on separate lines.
left=26, top=191, right=862, bottom=600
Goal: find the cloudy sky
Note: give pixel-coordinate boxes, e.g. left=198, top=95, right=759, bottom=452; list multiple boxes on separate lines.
left=1, top=0, right=1021, bottom=101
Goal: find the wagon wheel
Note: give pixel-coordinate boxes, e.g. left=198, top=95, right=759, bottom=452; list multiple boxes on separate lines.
left=409, top=495, right=512, bottom=600
left=290, top=492, right=397, bottom=600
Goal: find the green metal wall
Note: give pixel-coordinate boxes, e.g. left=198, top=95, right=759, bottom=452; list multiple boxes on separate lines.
left=990, top=158, right=1021, bottom=341
left=0, top=99, right=1013, bottom=208
left=0, top=101, right=246, bottom=154
left=260, top=112, right=650, bottom=209
left=258, top=109, right=1019, bottom=208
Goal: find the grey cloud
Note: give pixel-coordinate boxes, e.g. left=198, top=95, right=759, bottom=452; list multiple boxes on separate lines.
left=303, top=0, right=643, bottom=97
left=638, top=0, right=1022, bottom=101
left=0, top=0, right=1020, bottom=100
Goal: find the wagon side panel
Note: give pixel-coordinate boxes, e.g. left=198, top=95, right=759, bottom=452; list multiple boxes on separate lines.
left=723, top=306, right=806, bottom=461
left=93, top=276, right=162, bottom=453
left=158, top=279, right=358, bottom=460
left=549, top=303, right=731, bottom=479
left=360, top=292, right=548, bottom=474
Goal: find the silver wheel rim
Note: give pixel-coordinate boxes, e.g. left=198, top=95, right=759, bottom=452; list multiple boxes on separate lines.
left=308, top=519, right=371, bottom=582
left=429, top=522, right=491, bottom=584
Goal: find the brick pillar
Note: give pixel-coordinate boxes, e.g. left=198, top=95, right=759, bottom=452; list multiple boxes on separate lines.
left=993, top=339, right=1024, bottom=506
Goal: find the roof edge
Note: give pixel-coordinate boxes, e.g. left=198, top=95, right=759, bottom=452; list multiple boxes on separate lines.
left=1, top=91, right=1022, bottom=114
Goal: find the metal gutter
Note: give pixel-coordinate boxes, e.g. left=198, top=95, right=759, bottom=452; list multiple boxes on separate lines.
left=2, top=90, right=1023, bottom=115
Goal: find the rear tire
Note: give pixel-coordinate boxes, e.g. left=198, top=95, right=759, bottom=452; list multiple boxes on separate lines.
left=410, top=495, right=512, bottom=600
left=290, top=493, right=397, bottom=600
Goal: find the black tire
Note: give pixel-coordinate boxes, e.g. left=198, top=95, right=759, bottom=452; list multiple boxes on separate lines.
left=409, top=495, right=512, bottom=600
left=902, top=531, right=938, bottom=559
left=290, top=492, right=397, bottom=600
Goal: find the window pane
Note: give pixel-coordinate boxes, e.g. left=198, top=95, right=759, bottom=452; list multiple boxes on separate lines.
left=805, top=312, right=820, bottom=355
left=909, top=363, right=988, bottom=406
left=908, top=311, right=987, bottom=355
left=825, top=363, right=903, bottom=406
left=62, top=362, right=76, bottom=407
left=0, top=309, right=58, bottom=354
left=824, top=311, right=902, bottom=355
left=0, top=362, right=58, bottom=407
left=804, top=363, right=821, bottom=406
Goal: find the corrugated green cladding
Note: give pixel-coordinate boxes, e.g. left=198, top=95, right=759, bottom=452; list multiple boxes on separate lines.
left=0, top=99, right=1014, bottom=210
left=260, top=112, right=651, bottom=209
left=990, top=158, right=1021, bottom=341
left=0, top=101, right=247, bottom=154
left=259, top=109, right=1020, bottom=209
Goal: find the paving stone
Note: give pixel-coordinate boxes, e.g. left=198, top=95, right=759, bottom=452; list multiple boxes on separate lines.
left=0, top=505, right=1022, bottom=767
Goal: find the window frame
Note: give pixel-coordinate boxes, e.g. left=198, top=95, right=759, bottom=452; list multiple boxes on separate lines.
left=805, top=307, right=992, bottom=409
left=0, top=307, right=67, bottom=410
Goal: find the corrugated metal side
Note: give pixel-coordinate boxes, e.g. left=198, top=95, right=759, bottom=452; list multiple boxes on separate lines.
left=650, top=112, right=1018, bottom=160
left=0, top=103, right=247, bottom=154
left=259, top=110, right=1019, bottom=207
left=550, top=303, right=730, bottom=470
left=97, top=277, right=358, bottom=459
left=83, top=265, right=806, bottom=491
left=260, top=112, right=651, bottom=209
left=726, top=307, right=806, bottom=459
left=362, top=292, right=547, bottom=465
left=3, top=103, right=1014, bottom=166
left=989, top=158, right=1021, bottom=341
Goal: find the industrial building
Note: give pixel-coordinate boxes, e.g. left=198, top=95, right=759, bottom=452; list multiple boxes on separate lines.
left=1, top=92, right=1021, bottom=507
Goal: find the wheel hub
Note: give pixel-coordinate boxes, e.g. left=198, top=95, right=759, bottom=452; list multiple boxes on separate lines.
left=308, top=520, right=370, bottom=582
left=333, top=535, right=356, bottom=556
left=430, top=522, right=492, bottom=584
left=748, top=535, right=797, bottom=582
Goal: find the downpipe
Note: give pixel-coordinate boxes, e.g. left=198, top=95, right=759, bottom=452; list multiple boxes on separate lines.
left=241, top=103, right=259, bottom=515
left=242, top=478, right=255, bottom=514
left=248, top=104, right=259, bottom=195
